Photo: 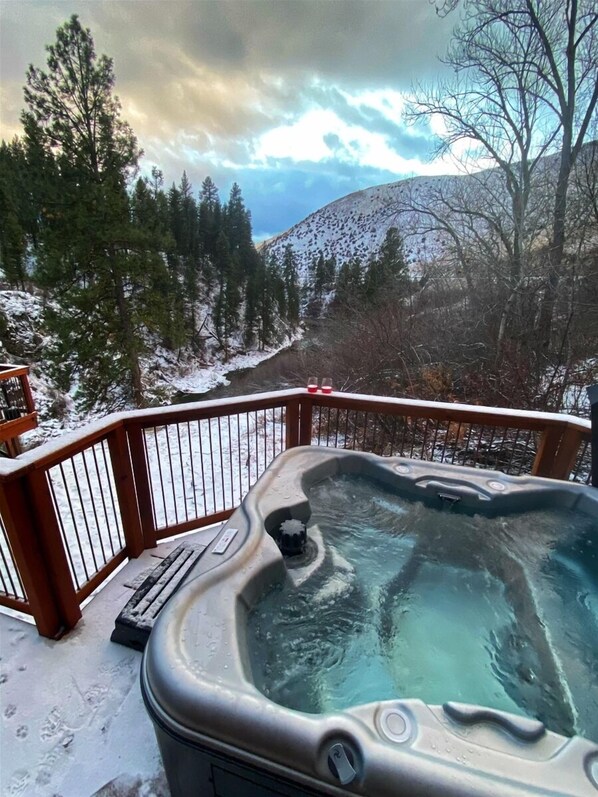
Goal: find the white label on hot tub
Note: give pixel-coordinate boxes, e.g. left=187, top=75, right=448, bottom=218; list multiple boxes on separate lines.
left=212, top=528, right=238, bottom=554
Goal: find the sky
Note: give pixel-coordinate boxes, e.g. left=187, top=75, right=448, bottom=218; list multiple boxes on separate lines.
left=0, top=0, right=460, bottom=240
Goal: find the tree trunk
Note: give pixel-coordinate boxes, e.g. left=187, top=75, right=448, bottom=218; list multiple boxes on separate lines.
left=537, top=142, right=573, bottom=349
left=113, top=268, right=145, bottom=407
left=496, top=284, right=520, bottom=364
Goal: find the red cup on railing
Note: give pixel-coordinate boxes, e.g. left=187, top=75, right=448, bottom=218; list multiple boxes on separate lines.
left=321, top=378, right=332, bottom=394
left=307, top=376, right=318, bottom=394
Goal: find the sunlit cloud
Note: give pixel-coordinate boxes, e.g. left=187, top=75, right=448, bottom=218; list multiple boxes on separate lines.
left=255, top=110, right=340, bottom=163
left=253, top=101, right=462, bottom=179
left=0, top=0, right=461, bottom=235
left=342, top=88, right=406, bottom=125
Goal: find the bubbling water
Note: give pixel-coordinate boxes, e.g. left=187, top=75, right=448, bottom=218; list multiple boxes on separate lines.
left=246, top=474, right=598, bottom=741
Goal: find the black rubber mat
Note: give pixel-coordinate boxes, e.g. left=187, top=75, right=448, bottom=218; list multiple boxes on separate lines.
left=111, top=543, right=207, bottom=650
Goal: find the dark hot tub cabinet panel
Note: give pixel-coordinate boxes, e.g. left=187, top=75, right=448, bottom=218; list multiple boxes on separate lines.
left=141, top=447, right=598, bottom=797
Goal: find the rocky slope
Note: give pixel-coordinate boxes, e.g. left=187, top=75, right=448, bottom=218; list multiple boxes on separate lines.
left=260, top=145, right=596, bottom=279
left=262, top=173, right=457, bottom=278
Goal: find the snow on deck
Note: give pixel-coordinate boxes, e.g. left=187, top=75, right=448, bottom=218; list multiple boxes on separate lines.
left=0, top=525, right=222, bottom=797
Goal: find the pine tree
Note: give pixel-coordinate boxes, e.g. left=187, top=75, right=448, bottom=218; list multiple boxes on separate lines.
left=260, top=255, right=277, bottom=349
left=22, top=15, right=169, bottom=408
left=364, top=227, right=409, bottom=300
left=324, top=255, right=336, bottom=288
left=198, top=176, right=220, bottom=259
left=254, top=252, right=284, bottom=349
left=212, top=230, right=242, bottom=358
left=130, top=176, right=184, bottom=351
left=243, top=244, right=263, bottom=348
left=269, top=251, right=287, bottom=324
left=282, top=245, right=300, bottom=329
left=314, top=252, right=327, bottom=298
left=0, top=142, right=28, bottom=288
left=225, top=183, right=252, bottom=254
left=335, top=258, right=363, bottom=306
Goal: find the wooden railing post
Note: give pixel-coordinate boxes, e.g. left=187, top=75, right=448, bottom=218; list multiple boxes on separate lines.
left=551, top=426, right=585, bottom=481
left=299, top=396, right=314, bottom=445
left=0, top=474, right=81, bottom=637
left=26, top=469, right=82, bottom=632
left=126, top=422, right=157, bottom=548
left=19, top=369, right=35, bottom=414
left=533, top=424, right=586, bottom=480
left=532, top=426, right=564, bottom=478
left=107, top=424, right=144, bottom=557
left=285, top=398, right=300, bottom=449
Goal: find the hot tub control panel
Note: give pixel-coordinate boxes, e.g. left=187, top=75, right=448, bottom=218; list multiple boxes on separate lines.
left=212, top=527, right=238, bottom=554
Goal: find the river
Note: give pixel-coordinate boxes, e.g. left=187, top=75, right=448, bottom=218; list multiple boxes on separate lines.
left=176, top=323, right=325, bottom=403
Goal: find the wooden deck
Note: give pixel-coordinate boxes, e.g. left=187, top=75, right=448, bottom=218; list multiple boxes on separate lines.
left=0, top=524, right=222, bottom=797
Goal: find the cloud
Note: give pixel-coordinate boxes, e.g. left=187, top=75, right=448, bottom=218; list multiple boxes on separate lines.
left=251, top=98, right=441, bottom=177
left=0, top=0, right=458, bottom=235
left=98, top=0, right=455, bottom=87
left=1, top=0, right=454, bottom=136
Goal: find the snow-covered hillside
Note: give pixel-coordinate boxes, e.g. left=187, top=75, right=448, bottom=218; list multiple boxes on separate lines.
left=260, top=146, right=587, bottom=280
left=262, top=174, right=458, bottom=278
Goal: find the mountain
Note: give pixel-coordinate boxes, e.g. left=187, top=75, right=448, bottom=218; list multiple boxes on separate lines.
left=260, top=172, right=488, bottom=281
left=260, top=145, right=596, bottom=281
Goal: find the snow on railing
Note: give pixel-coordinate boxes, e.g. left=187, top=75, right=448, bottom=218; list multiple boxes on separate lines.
left=0, top=389, right=591, bottom=638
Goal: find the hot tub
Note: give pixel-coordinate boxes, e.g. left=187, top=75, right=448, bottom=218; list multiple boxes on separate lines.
left=141, top=446, right=598, bottom=797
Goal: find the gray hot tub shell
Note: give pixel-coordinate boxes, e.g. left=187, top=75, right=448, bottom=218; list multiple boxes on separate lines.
left=141, top=446, right=598, bottom=797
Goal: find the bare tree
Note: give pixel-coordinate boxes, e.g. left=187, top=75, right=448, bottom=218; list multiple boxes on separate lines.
left=389, top=164, right=552, bottom=360
left=521, top=0, right=598, bottom=346
left=405, top=2, right=559, bottom=354
left=418, top=0, right=598, bottom=350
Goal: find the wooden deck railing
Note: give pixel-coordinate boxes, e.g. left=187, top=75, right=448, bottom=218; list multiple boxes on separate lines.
left=0, top=364, right=38, bottom=454
left=0, top=389, right=592, bottom=638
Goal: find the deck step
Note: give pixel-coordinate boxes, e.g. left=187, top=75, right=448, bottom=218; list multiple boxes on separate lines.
left=111, top=543, right=207, bottom=650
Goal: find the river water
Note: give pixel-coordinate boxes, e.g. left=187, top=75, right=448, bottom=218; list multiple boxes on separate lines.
left=176, top=323, right=324, bottom=403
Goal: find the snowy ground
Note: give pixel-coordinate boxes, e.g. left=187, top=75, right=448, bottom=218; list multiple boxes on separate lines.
left=20, top=329, right=302, bottom=449
left=0, top=524, right=222, bottom=797
left=0, top=286, right=303, bottom=449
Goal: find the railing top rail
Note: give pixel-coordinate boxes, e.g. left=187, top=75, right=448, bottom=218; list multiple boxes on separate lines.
left=310, top=391, right=592, bottom=431
left=0, top=390, right=304, bottom=479
left=122, top=388, right=301, bottom=426
left=0, top=388, right=590, bottom=481
left=0, top=364, right=30, bottom=379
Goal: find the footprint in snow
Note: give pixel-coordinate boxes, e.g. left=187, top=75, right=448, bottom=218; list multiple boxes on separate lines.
left=16, top=725, right=28, bottom=739
left=35, top=768, right=52, bottom=787
left=40, top=707, right=66, bottom=741
left=7, top=769, right=31, bottom=796
left=4, top=703, right=17, bottom=718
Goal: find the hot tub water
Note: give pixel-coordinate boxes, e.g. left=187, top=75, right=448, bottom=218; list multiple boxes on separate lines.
left=248, top=474, right=598, bottom=742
